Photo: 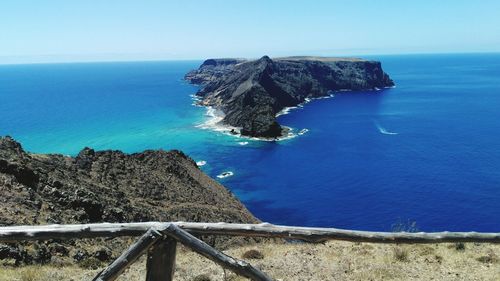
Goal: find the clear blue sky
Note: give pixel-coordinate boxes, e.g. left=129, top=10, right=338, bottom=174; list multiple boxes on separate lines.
left=1, top=0, right=500, bottom=63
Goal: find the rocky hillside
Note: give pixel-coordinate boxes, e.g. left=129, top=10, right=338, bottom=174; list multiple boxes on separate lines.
left=0, top=136, right=257, bottom=264
left=185, top=56, right=394, bottom=138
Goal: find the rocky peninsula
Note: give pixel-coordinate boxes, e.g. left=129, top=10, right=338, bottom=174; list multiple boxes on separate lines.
left=186, top=56, right=394, bottom=138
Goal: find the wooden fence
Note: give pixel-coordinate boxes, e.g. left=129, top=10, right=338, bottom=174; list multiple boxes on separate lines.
left=0, top=222, right=499, bottom=281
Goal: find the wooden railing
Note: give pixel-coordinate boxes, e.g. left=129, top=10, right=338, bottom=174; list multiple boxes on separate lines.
left=0, top=222, right=499, bottom=281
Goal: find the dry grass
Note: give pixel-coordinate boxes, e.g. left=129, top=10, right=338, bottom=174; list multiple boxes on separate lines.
left=0, top=265, right=96, bottom=281
left=393, top=246, right=409, bottom=262
left=1, top=241, right=499, bottom=281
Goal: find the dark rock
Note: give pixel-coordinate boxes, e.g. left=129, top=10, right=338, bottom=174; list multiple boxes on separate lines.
left=33, top=244, right=52, bottom=264
left=0, top=244, right=21, bottom=261
left=49, top=243, right=69, bottom=256
left=0, top=136, right=258, bottom=264
left=0, top=160, right=39, bottom=188
left=73, top=250, right=88, bottom=262
left=93, top=247, right=112, bottom=261
left=75, top=147, right=95, bottom=170
left=186, top=56, right=395, bottom=138
left=185, top=58, right=244, bottom=85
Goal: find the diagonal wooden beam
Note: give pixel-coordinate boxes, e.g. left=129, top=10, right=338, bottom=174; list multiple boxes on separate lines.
left=92, top=224, right=273, bottom=281
left=159, top=223, right=274, bottom=281
left=93, top=228, right=163, bottom=281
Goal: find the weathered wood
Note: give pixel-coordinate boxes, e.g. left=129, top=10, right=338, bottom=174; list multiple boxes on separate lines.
left=93, top=228, right=163, bottom=281
left=160, top=223, right=273, bottom=281
left=146, top=237, right=177, bottom=281
left=0, top=222, right=499, bottom=243
left=0, top=222, right=166, bottom=241
left=177, top=222, right=500, bottom=243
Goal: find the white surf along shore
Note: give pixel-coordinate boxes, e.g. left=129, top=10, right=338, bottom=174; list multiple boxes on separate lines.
left=192, top=87, right=394, bottom=180
left=275, top=86, right=395, bottom=118
left=195, top=160, right=207, bottom=167
left=195, top=159, right=234, bottom=180
left=192, top=86, right=395, bottom=142
left=195, top=105, right=299, bottom=142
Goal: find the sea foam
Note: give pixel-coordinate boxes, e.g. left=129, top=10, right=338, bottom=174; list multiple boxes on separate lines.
left=197, top=106, right=300, bottom=142
left=374, top=121, right=398, bottom=135
left=196, top=160, right=207, bottom=166
left=217, top=171, right=234, bottom=179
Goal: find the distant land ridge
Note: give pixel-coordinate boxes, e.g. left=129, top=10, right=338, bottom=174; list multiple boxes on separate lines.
left=185, top=56, right=394, bottom=138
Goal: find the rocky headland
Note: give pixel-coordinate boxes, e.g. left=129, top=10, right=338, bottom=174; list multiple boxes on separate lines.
left=185, top=56, right=394, bottom=138
left=0, top=136, right=257, bottom=265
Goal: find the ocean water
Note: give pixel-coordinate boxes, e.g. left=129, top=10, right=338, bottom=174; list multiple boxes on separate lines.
left=1, top=54, right=499, bottom=232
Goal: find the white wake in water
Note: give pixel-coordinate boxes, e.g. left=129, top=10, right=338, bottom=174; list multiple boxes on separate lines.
left=217, top=171, right=234, bottom=179
left=298, top=128, right=309, bottom=135
left=374, top=121, right=398, bottom=135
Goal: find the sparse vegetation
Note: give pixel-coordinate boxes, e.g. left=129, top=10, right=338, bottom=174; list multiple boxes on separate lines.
left=1, top=242, right=499, bottom=281
left=20, top=267, right=38, bottom=281
left=0, top=265, right=93, bottom=281
left=454, top=242, right=466, bottom=251
left=242, top=249, right=264, bottom=260
left=477, top=252, right=498, bottom=264
left=78, top=257, right=103, bottom=270
left=393, top=246, right=408, bottom=262
left=418, top=245, right=435, bottom=256
left=193, top=274, right=211, bottom=281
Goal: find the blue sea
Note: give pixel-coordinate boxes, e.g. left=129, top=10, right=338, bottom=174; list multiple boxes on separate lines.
left=1, top=54, right=499, bottom=232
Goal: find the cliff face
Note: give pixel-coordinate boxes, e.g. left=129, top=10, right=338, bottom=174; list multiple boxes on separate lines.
left=185, top=56, right=394, bottom=138
left=0, top=136, right=257, bottom=264
left=0, top=136, right=256, bottom=226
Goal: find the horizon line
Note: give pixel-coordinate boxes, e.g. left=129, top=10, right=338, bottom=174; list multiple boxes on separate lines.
left=1, top=50, right=500, bottom=66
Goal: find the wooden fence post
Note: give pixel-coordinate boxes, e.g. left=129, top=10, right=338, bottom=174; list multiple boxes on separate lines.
left=93, top=228, right=163, bottom=281
left=146, top=237, right=177, bottom=281
left=160, top=224, right=274, bottom=281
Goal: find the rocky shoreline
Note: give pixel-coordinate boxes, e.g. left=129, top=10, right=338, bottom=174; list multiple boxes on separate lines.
left=186, top=56, right=394, bottom=139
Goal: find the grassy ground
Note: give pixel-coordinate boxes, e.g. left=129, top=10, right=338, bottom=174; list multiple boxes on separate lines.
left=1, top=241, right=498, bottom=281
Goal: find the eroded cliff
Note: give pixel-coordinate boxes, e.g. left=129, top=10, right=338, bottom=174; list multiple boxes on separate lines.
left=186, top=56, right=394, bottom=138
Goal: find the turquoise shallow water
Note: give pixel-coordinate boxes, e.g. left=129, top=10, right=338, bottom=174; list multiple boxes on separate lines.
left=0, top=61, right=217, bottom=153
left=1, top=54, right=499, bottom=232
